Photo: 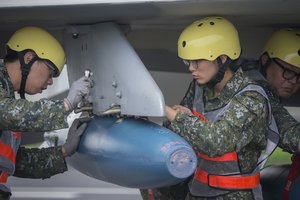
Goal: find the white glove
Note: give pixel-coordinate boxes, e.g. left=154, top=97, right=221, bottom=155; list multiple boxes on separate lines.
left=65, top=76, right=93, bottom=111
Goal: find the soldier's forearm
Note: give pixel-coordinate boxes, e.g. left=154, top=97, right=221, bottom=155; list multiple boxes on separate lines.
left=14, top=146, right=68, bottom=179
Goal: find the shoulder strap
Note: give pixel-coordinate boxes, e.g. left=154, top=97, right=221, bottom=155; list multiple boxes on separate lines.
left=239, top=85, right=280, bottom=171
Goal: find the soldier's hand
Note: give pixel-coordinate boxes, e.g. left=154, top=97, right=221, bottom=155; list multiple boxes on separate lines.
left=62, top=117, right=90, bottom=157
left=64, top=76, right=93, bottom=111
left=172, top=105, right=193, bottom=115
left=165, top=105, right=177, bottom=122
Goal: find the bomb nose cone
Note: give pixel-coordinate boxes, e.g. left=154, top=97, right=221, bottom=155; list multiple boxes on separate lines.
left=167, top=147, right=197, bottom=178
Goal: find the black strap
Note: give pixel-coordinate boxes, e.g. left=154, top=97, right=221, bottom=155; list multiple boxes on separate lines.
left=259, top=56, right=272, bottom=78
left=208, top=57, right=228, bottom=87
left=18, top=52, right=38, bottom=99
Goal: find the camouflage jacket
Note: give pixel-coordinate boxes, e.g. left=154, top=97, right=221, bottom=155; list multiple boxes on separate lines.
left=0, top=63, right=68, bottom=179
left=140, top=61, right=300, bottom=200
left=169, top=68, right=269, bottom=200
left=14, top=146, right=67, bottom=179
left=242, top=60, right=300, bottom=153
left=0, top=63, right=68, bottom=132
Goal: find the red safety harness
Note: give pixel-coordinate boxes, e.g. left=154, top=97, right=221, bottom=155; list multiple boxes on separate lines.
left=147, top=189, right=155, bottom=200
left=189, top=110, right=261, bottom=198
left=194, top=151, right=260, bottom=189
left=147, top=104, right=262, bottom=199
left=283, top=155, right=300, bottom=200
left=0, top=131, right=21, bottom=184
left=192, top=110, right=208, bottom=123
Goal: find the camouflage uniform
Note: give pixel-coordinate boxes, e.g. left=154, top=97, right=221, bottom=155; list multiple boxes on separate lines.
left=141, top=68, right=269, bottom=200
left=0, top=64, right=69, bottom=132
left=242, top=60, right=300, bottom=153
left=0, top=63, right=69, bottom=198
left=14, top=146, right=67, bottom=179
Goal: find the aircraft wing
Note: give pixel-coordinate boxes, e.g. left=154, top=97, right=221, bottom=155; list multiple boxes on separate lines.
left=1, top=0, right=300, bottom=116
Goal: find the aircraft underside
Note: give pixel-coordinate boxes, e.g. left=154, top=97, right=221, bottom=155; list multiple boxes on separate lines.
left=1, top=0, right=300, bottom=199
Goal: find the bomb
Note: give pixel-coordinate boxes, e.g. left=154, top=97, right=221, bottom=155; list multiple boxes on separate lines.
left=67, top=116, right=197, bottom=188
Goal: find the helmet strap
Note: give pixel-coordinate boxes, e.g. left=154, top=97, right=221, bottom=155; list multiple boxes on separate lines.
left=259, top=55, right=272, bottom=78
left=208, top=57, right=228, bottom=87
left=18, top=52, right=38, bottom=99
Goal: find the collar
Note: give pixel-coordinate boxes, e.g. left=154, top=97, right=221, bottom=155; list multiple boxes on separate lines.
left=0, top=62, right=17, bottom=98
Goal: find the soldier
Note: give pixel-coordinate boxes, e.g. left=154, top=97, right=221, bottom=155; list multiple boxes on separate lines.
left=143, top=16, right=271, bottom=200
left=257, top=28, right=300, bottom=99
left=241, top=28, right=300, bottom=200
left=242, top=28, right=300, bottom=154
left=0, top=26, right=93, bottom=199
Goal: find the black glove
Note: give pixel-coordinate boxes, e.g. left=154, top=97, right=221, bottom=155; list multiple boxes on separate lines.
left=63, top=117, right=90, bottom=157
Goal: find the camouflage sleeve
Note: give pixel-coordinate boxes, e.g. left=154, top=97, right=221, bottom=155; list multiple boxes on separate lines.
left=259, top=83, right=300, bottom=153
left=170, top=91, right=268, bottom=157
left=179, top=80, right=195, bottom=109
left=269, top=94, right=300, bottom=153
left=14, top=146, right=68, bottom=179
left=0, top=96, right=68, bottom=132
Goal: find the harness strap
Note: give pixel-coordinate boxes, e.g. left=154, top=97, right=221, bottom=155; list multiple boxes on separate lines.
left=0, top=141, right=16, bottom=164
left=11, top=131, right=21, bottom=139
left=194, top=168, right=260, bottom=189
left=196, top=151, right=238, bottom=162
left=192, top=110, right=208, bottom=122
left=283, top=155, right=300, bottom=200
left=147, top=189, right=155, bottom=200
left=0, top=172, right=8, bottom=184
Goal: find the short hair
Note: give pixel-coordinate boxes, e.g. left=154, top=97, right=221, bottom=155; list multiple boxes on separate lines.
left=4, top=48, right=18, bottom=64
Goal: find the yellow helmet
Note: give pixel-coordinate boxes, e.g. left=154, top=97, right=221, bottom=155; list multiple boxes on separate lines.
left=178, top=16, right=241, bottom=61
left=262, top=28, right=300, bottom=68
left=6, top=26, right=66, bottom=77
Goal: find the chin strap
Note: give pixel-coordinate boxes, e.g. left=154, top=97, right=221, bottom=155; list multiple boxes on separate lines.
left=207, top=57, right=230, bottom=87
left=259, top=56, right=272, bottom=78
left=18, top=52, right=38, bottom=99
